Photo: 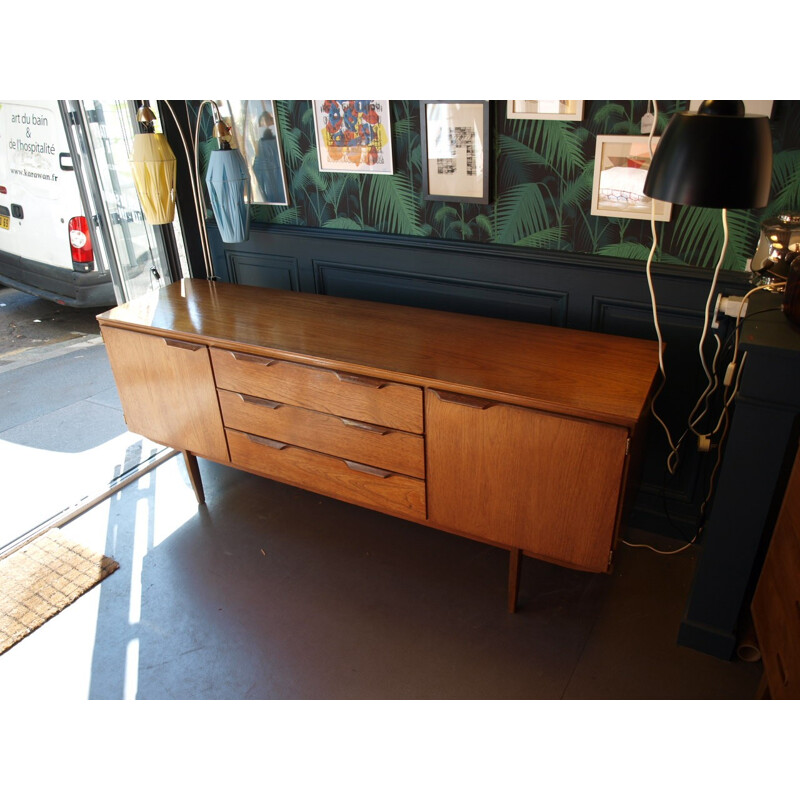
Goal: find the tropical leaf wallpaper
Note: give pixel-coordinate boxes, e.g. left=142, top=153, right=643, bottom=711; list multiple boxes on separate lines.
left=213, top=100, right=800, bottom=272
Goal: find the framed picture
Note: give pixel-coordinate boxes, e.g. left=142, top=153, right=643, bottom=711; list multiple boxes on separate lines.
left=312, top=100, right=393, bottom=174
left=506, top=101, right=584, bottom=121
left=420, top=100, right=490, bottom=203
left=591, top=135, right=672, bottom=222
left=214, top=100, right=290, bottom=205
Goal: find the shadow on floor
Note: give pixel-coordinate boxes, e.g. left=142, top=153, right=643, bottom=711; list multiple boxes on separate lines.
left=80, top=458, right=762, bottom=700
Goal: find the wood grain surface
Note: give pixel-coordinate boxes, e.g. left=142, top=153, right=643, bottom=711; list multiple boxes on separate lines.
left=98, top=278, right=660, bottom=427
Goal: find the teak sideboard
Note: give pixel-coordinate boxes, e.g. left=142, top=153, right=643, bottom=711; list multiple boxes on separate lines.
left=97, top=278, right=660, bottom=610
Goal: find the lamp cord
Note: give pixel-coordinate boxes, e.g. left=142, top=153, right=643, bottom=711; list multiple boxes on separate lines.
left=642, top=100, right=686, bottom=475
left=686, top=209, right=729, bottom=436
left=625, top=102, right=726, bottom=555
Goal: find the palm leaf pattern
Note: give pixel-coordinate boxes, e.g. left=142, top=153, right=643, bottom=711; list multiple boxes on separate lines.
left=194, top=100, right=800, bottom=275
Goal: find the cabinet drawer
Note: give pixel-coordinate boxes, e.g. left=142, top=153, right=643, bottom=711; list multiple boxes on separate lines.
left=211, top=348, right=423, bottom=434
left=219, top=389, right=425, bottom=478
left=227, top=428, right=426, bottom=520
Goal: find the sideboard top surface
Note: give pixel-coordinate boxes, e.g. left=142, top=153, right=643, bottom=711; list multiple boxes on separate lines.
left=97, top=278, right=660, bottom=427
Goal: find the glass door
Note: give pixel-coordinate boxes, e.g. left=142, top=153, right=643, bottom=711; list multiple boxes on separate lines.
left=59, top=100, right=187, bottom=304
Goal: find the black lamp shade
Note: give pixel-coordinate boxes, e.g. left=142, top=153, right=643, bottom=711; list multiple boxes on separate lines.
left=643, top=101, right=773, bottom=209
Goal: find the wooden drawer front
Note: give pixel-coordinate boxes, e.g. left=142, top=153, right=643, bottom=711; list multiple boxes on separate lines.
left=211, top=348, right=423, bottom=434
left=227, top=429, right=426, bottom=520
left=218, top=389, right=425, bottom=478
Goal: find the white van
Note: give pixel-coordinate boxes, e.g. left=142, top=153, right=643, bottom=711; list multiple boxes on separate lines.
left=0, top=100, right=115, bottom=307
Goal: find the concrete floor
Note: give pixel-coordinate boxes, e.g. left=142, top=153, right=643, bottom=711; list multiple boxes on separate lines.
left=0, top=286, right=765, bottom=700
left=0, top=452, right=765, bottom=700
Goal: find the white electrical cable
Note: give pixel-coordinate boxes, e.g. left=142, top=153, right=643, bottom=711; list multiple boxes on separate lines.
left=641, top=100, right=691, bottom=476
left=687, top=208, right=729, bottom=436
left=625, top=101, right=729, bottom=554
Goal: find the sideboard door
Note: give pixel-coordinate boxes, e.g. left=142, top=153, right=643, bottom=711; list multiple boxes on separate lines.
left=101, top=325, right=229, bottom=463
left=425, top=388, right=630, bottom=572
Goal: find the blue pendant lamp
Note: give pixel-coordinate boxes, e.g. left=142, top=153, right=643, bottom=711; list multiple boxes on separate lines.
left=203, top=110, right=251, bottom=243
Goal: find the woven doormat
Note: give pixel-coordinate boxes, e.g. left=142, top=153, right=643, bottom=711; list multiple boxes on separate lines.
left=0, top=529, right=119, bottom=655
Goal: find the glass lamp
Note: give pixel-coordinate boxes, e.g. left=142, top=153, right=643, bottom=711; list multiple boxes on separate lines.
left=130, top=104, right=177, bottom=225
left=204, top=117, right=251, bottom=244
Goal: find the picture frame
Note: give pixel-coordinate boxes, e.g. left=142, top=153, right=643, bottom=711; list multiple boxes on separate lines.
left=506, top=101, right=584, bottom=121
left=312, top=100, right=394, bottom=174
left=214, top=100, right=290, bottom=205
left=591, top=135, right=672, bottom=222
left=420, top=100, right=490, bottom=204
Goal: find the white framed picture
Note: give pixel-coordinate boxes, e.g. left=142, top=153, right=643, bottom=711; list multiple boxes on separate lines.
left=591, top=135, right=672, bottom=222
left=506, top=101, right=584, bottom=121
left=420, top=100, right=490, bottom=203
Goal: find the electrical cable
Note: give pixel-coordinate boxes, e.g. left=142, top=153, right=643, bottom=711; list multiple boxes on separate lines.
left=686, top=208, right=729, bottom=436
left=641, top=100, right=685, bottom=476
left=623, top=101, right=758, bottom=556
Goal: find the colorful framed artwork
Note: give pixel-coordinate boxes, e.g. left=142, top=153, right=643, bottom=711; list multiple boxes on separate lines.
left=506, top=101, right=584, bottom=121
left=420, top=100, right=490, bottom=204
left=591, top=135, right=672, bottom=222
left=213, top=100, right=290, bottom=205
left=312, top=100, right=393, bottom=174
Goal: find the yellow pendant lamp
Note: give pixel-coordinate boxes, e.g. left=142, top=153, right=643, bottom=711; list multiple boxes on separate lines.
left=131, top=104, right=177, bottom=225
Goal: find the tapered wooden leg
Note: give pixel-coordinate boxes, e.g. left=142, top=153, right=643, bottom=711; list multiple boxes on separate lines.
left=508, top=547, right=523, bottom=613
left=183, top=451, right=205, bottom=504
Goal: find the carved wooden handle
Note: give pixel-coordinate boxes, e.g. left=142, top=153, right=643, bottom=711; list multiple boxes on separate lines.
left=163, top=337, right=203, bottom=352
left=246, top=433, right=288, bottom=450
left=340, top=418, right=392, bottom=435
left=232, top=352, right=277, bottom=367
left=432, top=389, right=494, bottom=410
left=344, top=460, right=393, bottom=478
left=238, top=393, right=282, bottom=409
left=335, top=371, right=388, bottom=389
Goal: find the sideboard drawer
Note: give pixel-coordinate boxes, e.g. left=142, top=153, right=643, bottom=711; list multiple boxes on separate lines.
left=218, top=389, right=425, bottom=478
left=211, top=348, right=423, bottom=434
left=227, top=428, right=426, bottom=520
